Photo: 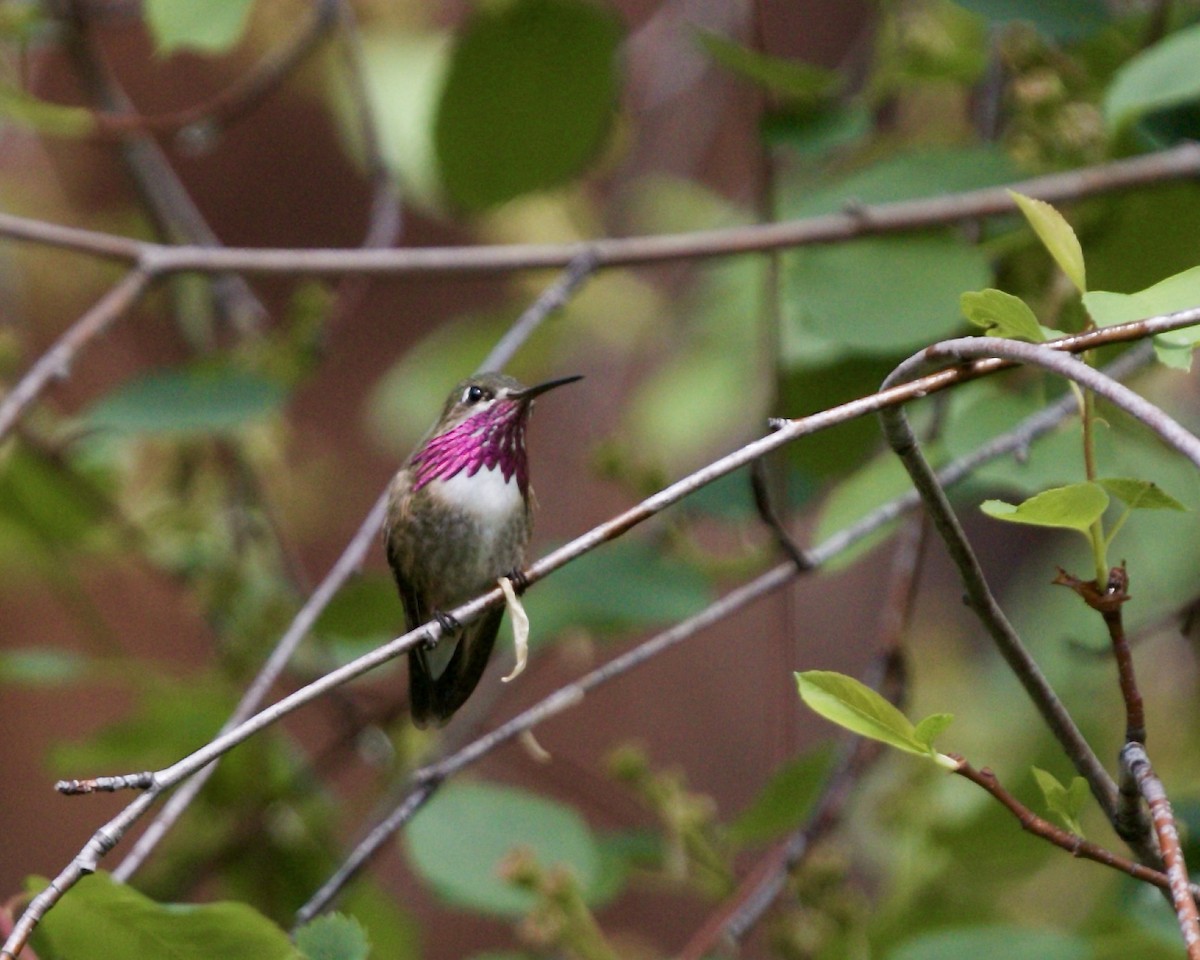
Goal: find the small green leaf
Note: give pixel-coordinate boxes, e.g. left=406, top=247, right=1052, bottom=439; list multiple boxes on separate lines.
left=980, top=482, right=1109, bottom=536
left=696, top=31, right=838, bottom=103
left=30, top=871, right=301, bottom=960
left=0, top=84, right=95, bottom=137
left=796, top=671, right=954, bottom=767
left=405, top=781, right=601, bottom=917
left=1008, top=191, right=1086, bottom=294
left=1081, top=264, right=1200, bottom=371
left=912, top=713, right=954, bottom=748
left=889, top=925, right=1091, bottom=960
left=1105, top=23, right=1200, bottom=133
left=85, top=365, right=286, bottom=436
left=961, top=289, right=1047, bottom=342
left=144, top=0, right=256, bottom=54
left=295, top=914, right=370, bottom=960
left=727, top=747, right=834, bottom=845
left=1099, top=477, right=1188, bottom=512
left=1032, top=767, right=1087, bottom=836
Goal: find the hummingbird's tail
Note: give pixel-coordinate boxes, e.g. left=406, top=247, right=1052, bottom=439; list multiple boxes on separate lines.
left=407, top=607, right=505, bottom=727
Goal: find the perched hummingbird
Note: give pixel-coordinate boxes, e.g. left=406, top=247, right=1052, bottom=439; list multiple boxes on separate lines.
left=384, top=371, right=582, bottom=727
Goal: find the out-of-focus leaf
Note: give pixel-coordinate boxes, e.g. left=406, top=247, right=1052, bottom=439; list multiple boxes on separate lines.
left=887, top=925, right=1090, bottom=960
left=435, top=0, right=621, bottom=210
left=29, top=871, right=301, bottom=960
left=813, top=448, right=926, bottom=569
left=405, top=780, right=601, bottom=916
left=521, top=538, right=713, bottom=644
left=980, top=482, right=1108, bottom=536
left=780, top=148, right=1018, bottom=354
left=1009, top=191, right=1086, bottom=294
left=1105, top=23, right=1200, bottom=133
left=144, top=0, right=256, bottom=55
left=85, top=365, right=286, bottom=436
left=0, top=84, right=95, bottom=137
left=0, top=442, right=107, bottom=547
left=697, top=31, right=838, bottom=103
left=0, top=648, right=89, bottom=686
left=1082, top=264, right=1200, bottom=371
left=1099, top=477, right=1187, bottom=512
left=349, top=31, right=451, bottom=210
left=295, top=914, right=370, bottom=960
left=949, top=0, right=1109, bottom=41
left=728, top=746, right=834, bottom=845
left=762, top=104, right=871, bottom=156
left=961, top=289, right=1047, bottom=342
left=313, top=575, right=400, bottom=650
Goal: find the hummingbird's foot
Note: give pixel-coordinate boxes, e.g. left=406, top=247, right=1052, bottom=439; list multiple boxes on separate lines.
left=431, top=610, right=462, bottom=645
left=506, top=567, right=530, bottom=595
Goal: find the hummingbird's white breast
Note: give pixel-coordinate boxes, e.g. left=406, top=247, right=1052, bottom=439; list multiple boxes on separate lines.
left=431, top=466, right=524, bottom=532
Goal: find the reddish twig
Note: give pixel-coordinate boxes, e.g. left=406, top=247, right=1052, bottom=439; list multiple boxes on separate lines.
left=954, top=756, right=1195, bottom=904
left=1053, top=564, right=1145, bottom=745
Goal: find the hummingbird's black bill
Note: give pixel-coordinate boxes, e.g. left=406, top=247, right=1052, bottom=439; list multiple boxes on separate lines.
left=510, top=374, right=584, bottom=401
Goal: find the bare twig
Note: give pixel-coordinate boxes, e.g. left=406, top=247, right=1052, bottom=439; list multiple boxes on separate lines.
left=1121, top=744, right=1200, bottom=958
left=8, top=312, right=1197, bottom=958
left=1053, top=565, right=1145, bottom=745
left=0, top=144, right=1198, bottom=273
left=0, top=269, right=153, bottom=439
left=953, top=756, right=1197, bottom=903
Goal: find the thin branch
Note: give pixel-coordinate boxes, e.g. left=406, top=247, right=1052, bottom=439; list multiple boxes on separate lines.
left=113, top=249, right=585, bottom=878
left=0, top=144, right=1197, bottom=272
left=878, top=332, right=1200, bottom=855
left=295, top=561, right=800, bottom=925
left=86, top=0, right=337, bottom=142
left=953, top=756, right=1197, bottom=904
left=61, top=0, right=267, bottom=332
left=0, top=268, right=153, bottom=440
left=1121, top=743, right=1200, bottom=958
left=8, top=312, right=1195, bottom=957
left=1053, top=565, right=1145, bottom=746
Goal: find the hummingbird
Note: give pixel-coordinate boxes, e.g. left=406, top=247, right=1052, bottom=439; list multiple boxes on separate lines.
left=384, top=371, right=583, bottom=727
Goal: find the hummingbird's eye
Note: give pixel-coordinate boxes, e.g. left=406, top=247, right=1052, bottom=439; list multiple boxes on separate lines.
left=462, top=385, right=488, bottom=404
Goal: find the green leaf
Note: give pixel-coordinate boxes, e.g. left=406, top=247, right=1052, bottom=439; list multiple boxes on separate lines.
left=30, top=871, right=301, bottom=960
left=85, top=365, right=287, bottom=436
left=405, top=780, right=602, bottom=917
left=1081, top=264, right=1200, bottom=371
left=0, top=441, right=107, bottom=547
left=144, top=0, right=256, bottom=55
left=961, top=289, right=1047, bottom=342
left=779, top=147, right=1017, bottom=354
left=0, top=84, right=95, bottom=137
left=313, top=575, right=401, bottom=653
left=912, top=713, right=954, bottom=748
left=796, top=671, right=956, bottom=767
left=295, top=914, right=370, bottom=960
left=1105, top=23, right=1200, bottom=133
left=1099, top=477, right=1188, bottom=512
left=888, top=925, right=1091, bottom=960
left=346, top=31, right=451, bottom=211
left=980, top=482, right=1109, bottom=536
left=785, top=235, right=991, bottom=352
left=696, top=31, right=838, bottom=103
left=727, top=746, right=835, bottom=845
left=1008, top=191, right=1086, bottom=294
left=1032, top=767, right=1086, bottom=835
left=949, top=0, right=1110, bottom=41
left=435, top=0, right=621, bottom=210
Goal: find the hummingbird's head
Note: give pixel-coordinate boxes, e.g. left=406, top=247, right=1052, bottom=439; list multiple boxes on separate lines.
left=410, top=372, right=582, bottom=494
